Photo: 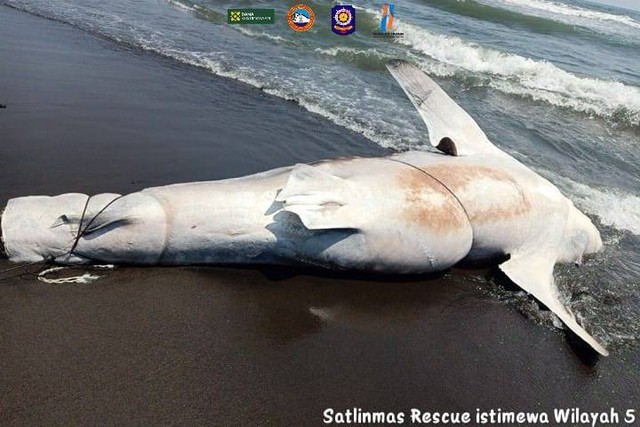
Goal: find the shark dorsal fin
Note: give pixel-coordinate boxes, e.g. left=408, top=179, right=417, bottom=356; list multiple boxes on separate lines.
left=386, top=60, right=504, bottom=157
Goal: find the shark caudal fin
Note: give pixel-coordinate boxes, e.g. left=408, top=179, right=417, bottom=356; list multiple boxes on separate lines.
left=386, top=60, right=504, bottom=157
left=499, top=252, right=609, bottom=356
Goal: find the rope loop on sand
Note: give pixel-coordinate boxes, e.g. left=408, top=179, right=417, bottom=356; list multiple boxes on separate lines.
left=37, top=265, right=115, bottom=284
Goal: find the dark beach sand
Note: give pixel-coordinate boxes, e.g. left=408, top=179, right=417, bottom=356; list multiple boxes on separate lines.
left=0, top=6, right=638, bottom=426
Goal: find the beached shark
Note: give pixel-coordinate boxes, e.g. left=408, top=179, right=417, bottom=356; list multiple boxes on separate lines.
left=0, top=60, right=607, bottom=355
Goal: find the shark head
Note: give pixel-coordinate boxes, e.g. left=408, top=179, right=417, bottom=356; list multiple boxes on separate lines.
left=560, top=203, right=603, bottom=264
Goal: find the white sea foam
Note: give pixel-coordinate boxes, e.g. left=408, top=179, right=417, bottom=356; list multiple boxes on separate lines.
left=387, top=15, right=640, bottom=125
left=496, top=0, right=640, bottom=29
left=235, top=26, right=286, bottom=43
left=315, top=47, right=388, bottom=59
left=124, top=43, right=418, bottom=148
left=554, top=176, right=640, bottom=235
left=164, top=0, right=196, bottom=13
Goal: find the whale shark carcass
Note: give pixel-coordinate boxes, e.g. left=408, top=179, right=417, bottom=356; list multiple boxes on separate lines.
left=0, top=60, right=606, bottom=355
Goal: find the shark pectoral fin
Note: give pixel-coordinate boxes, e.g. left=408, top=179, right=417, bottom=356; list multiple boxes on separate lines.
left=386, top=60, right=502, bottom=157
left=275, top=164, right=357, bottom=230
left=499, top=253, right=609, bottom=356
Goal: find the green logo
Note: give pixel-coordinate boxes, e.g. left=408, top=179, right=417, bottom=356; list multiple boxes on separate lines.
left=228, top=9, right=275, bottom=24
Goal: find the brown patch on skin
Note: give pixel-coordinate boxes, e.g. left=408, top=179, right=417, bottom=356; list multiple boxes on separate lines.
left=396, top=169, right=468, bottom=233
left=423, top=164, right=532, bottom=223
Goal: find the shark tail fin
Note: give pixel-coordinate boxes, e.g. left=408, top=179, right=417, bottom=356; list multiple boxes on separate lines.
left=499, top=252, right=609, bottom=356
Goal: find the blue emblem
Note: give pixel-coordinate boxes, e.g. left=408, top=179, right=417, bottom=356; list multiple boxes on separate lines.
left=332, top=5, right=356, bottom=35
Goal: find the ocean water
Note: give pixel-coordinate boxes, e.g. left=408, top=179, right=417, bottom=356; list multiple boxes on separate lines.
left=3, top=0, right=639, bottom=351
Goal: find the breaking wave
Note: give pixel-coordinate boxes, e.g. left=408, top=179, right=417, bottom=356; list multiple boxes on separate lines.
left=165, top=0, right=196, bottom=13
left=314, top=47, right=394, bottom=70
left=235, top=26, right=286, bottom=43
left=421, top=0, right=586, bottom=35
left=389, top=15, right=640, bottom=127
left=492, top=0, right=640, bottom=30
left=121, top=46, right=416, bottom=149
left=557, top=177, right=640, bottom=236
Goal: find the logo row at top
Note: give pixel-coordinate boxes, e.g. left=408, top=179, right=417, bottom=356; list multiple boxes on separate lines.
left=227, top=3, right=402, bottom=37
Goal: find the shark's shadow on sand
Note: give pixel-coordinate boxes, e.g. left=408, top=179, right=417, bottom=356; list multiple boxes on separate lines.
left=189, top=263, right=602, bottom=367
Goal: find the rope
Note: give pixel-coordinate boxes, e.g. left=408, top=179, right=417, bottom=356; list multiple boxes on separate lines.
left=67, top=194, right=123, bottom=257
left=37, top=264, right=115, bottom=284
left=67, top=195, right=92, bottom=257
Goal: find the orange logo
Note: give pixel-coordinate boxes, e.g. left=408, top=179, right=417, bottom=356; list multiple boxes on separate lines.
left=287, top=4, right=315, bottom=32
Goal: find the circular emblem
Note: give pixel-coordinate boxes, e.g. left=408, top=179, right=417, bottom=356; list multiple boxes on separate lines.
left=287, top=4, right=315, bottom=32
left=334, top=8, right=352, bottom=27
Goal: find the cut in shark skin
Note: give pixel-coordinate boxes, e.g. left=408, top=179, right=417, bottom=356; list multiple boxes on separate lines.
left=0, top=61, right=606, bottom=355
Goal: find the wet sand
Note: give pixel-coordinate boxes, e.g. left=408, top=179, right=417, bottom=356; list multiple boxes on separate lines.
left=1, top=6, right=638, bottom=426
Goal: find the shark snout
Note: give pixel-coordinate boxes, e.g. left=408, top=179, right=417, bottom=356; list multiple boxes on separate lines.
left=575, top=207, right=603, bottom=255
left=562, top=205, right=603, bottom=264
